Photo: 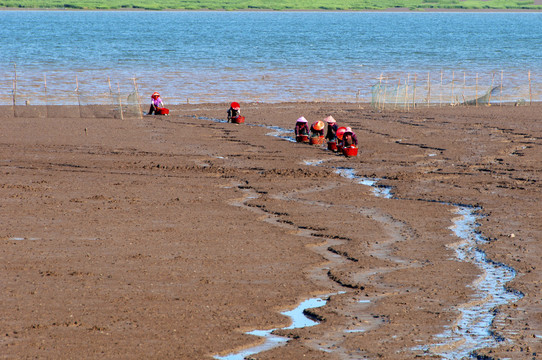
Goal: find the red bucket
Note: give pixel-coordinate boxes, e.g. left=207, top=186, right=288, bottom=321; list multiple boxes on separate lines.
left=342, top=146, right=358, bottom=157
left=296, top=134, right=309, bottom=143
left=156, top=107, right=169, bottom=115
left=327, top=141, right=337, bottom=151
left=231, top=115, right=245, bottom=124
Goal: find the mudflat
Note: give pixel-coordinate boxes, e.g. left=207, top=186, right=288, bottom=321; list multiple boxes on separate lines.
left=1, top=103, right=540, bottom=359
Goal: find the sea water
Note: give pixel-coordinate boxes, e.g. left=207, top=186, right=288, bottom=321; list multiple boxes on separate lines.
left=1, top=11, right=541, bottom=103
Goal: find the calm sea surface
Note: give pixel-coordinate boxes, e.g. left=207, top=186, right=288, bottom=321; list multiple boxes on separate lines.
left=1, top=11, right=541, bottom=104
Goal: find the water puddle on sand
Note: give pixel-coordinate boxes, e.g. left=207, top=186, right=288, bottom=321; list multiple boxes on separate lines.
left=334, top=167, right=393, bottom=199
left=194, top=114, right=523, bottom=358
left=214, top=295, right=330, bottom=360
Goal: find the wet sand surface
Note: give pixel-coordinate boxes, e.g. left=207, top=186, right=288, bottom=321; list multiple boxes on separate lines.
left=1, top=103, right=540, bottom=359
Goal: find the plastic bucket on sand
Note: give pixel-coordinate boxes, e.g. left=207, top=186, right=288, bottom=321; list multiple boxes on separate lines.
left=156, top=107, right=169, bottom=115
left=310, top=136, right=324, bottom=145
left=296, top=134, right=309, bottom=143
left=342, top=146, right=358, bottom=157
left=327, top=141, right=337, bottom=151
left=231, top=115, right=245, bottom=124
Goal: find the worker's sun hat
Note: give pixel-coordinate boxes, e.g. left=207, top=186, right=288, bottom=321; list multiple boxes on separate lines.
left=313, top=121, right=325, bottom=131
left=324, top=116, right=336, bottom=124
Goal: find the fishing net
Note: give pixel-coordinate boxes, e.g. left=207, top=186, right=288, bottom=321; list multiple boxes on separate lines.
left=371, top=74, right=541, bottom=109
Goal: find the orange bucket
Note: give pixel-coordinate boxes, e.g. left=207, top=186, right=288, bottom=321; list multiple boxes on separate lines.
left=296, top=134, right=309, bottom=143
left=310, top=136, right=324, bottom=145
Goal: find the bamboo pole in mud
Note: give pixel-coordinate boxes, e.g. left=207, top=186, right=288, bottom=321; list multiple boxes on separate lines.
left=356, top=89, right=361, bottom=108
left=487, top=72, right=495, bottom=106
left=12, top=63, right=17, bottom=107
left=394, top=79, right=401, bottom=109
left=12, top=79, right=16, bottom=117
left=75, top=75, right=82, bottom=118
left=405, top=73, right=410, bottom=111
left=461, top=71, right=467, bottom=105
left=529, top=70, right=532, bottom=105
left=427, top=71, right=431, bottom=107
left=439, top=69, right=443, bottom=107
left=132, top=77, right=143, bottom=119
left=378, top=73, right=383, bottom=110
left=44, top=74, right=48, bottom=118
left=500, top=70, right=503, bottom=106
left=382, top=76, right=389, bottom=111
left=412, top=74, right=417, bottom=108
left=117, top=82, right=124, bottom=121
left=451, top=71, right=454, bottom=105
left=475, top=73, right=479, bottom=107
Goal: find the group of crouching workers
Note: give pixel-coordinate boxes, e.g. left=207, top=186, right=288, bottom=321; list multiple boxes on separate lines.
left=147, top=94, right=358, bottom=157
left=295, top=115, right=358, bottom=157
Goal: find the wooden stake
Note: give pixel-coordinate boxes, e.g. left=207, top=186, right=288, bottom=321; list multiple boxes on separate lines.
left=76, top=75, right=82, bottom=118
left=451, top=71, right=455, bottom=105
left=382, top=77, right=388, bottom=110
left=427, top=71, right=431, bottom=107
left=461, top=71, right=467, bottom=105
left=413, top=74, right=417, bottom=108
left=500, top=70, right=503, bottom=106
left=12, top=79, right=16, bottom=117
left=394, top=79, right=400, bottom=109
left=405, top=73, right=410, bottom=111
left=117, top=82, right=124, bottom=121
left=475, top=73, right=478, bottom=107
left=44, top=74, right=48, bottom=118
left=132, top=77, right=143, bottom=119
left=13, top=63, right=17, bottom=107
left=487, top=72, right=495, bottom=106
left=378, top=73, right=383, bottom=110
left=529, top=70, right=532, bottom=105
left=439, top=69, right=443, bottom=107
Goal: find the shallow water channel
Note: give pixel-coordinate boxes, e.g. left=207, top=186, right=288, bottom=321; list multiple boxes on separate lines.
left=330, top=166, right=523, bottom=358
left=214, top=296, right=331, bottom=360
left=199, top=117, right=522, bottom=358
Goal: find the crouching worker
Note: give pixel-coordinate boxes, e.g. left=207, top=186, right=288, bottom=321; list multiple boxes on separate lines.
left=343, top=127, right=358, bottom=147
left=310, top=120, right=325, bottom=145
left=325, top=116, right=338, bottom=142
left=148, top=92, right=169, bottom=115
left=325, top=116, right=339, bottom=151
left=295, top=116, right=310, bottom=142
left=227, top=102, right=244, bottom=123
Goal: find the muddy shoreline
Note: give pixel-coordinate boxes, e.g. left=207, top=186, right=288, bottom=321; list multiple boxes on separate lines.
left=1, top=103, right=540, bottom=359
